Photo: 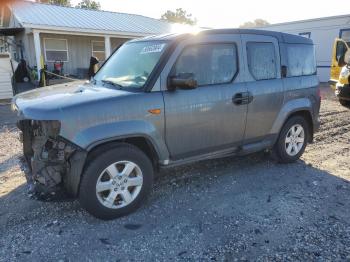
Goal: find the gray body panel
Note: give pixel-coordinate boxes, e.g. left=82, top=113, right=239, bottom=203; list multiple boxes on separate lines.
left=13, top=29, right=320, bottom=171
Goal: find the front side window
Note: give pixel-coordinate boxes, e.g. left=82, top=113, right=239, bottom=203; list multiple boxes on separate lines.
left=44, top=38, right=68, bottom=62
left=336, top=41, right=348, bottom=62
left=247, top=42, right=277, bottom=80
left=94, top=41, right=168, bottom=89
left=173, top=43, right=238, bottom=86
left=287, top=44, right=316, bottom=77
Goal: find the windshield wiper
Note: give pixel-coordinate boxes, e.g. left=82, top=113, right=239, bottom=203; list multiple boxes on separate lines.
left=101, top=79, right=124, bottom=89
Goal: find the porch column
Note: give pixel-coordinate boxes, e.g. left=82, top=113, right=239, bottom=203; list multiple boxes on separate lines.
left=33, top=30, right=42, bottom=78
left=104, top=35, right=111, bottom=59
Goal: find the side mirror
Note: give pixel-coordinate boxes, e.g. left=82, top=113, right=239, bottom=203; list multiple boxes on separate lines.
left=167, top=73, right=197, bottom=91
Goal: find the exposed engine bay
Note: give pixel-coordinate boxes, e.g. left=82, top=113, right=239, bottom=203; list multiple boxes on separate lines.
left=18, top=120, right=81, bottom=195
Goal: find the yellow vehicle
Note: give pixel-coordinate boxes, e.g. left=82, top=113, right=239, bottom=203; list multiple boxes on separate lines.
left=330, top=39, right=350, bottom=106
left=330, top=38, right=349, bottom=86
left=335, top=55, right=350, bottom=106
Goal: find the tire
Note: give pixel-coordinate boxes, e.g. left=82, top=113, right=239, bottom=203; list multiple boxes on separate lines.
left=274, top=116, right=309, bottom=163
left=339, top=99, right=350, bottom=107
left=79, top=143, right=154, bottom=220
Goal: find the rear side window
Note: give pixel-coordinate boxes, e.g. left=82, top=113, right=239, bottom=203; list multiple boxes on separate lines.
left=174, top=43, right=238, bottom=86
left=286, top=44, right=316, bottom=77
left=247, top=42, right=277, bottom=80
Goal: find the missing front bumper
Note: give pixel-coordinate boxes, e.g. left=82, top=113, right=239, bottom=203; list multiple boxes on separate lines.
left=18, top=120, right=83, bottom=195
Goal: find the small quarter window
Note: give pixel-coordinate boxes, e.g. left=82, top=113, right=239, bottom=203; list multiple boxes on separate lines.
left=174, top=43, right=238, bottom=86
left=247, top=42, right=277, bottom=80
left=299, top=32, right=311, bottom=39
left=336, top=41, right=347, bottom=63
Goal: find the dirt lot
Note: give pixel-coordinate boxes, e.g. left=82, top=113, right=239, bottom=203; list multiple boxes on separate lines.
left=0, top=86, right=349, bottom=261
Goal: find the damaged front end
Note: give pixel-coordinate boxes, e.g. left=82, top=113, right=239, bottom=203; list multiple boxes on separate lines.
left=18, top=120, right=85, bottom=196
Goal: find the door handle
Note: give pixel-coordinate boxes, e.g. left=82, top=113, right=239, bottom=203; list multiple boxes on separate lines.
left=232, top=92, right=253, bottom=105
left=233, top=93, right=244, bottom=105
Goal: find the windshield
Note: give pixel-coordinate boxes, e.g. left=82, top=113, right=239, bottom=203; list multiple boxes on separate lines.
left=94, top=41, right=168, bottom=89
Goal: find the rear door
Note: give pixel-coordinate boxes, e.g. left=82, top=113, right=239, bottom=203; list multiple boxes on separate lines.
left=241, top=34, right=284, bottom=143
left=330, top=38, right=349, bottom=86
left=161, top=34, right=248, bottom=159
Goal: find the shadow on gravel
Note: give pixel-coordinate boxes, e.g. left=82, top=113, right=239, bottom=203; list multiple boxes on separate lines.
left=0, top=104, right=18, bottom=126
left=1, top=152, right=349, bottom=219
left=0, top=154, right=21, bottom=174
left=0, top=152, right=349, bottom=260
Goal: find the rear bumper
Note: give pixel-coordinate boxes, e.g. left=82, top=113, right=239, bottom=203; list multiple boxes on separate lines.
left=335, top=84, right=350, bottom=100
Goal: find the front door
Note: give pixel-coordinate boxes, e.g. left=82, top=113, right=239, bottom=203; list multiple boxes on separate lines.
left=162, top=35, right=248, bottom=159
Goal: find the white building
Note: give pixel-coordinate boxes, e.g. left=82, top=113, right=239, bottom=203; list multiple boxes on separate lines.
left=261, top=15, right=350, bottom=82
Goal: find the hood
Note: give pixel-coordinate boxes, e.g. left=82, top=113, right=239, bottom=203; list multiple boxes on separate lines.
left=12, top=81, right=138, bottom=120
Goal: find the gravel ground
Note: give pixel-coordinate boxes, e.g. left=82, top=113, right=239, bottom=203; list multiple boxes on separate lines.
left=0, top=86, right=349, bottom=261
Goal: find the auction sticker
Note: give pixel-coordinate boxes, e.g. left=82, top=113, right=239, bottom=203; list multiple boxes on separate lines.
left=140, top=43, right=166, bottom=54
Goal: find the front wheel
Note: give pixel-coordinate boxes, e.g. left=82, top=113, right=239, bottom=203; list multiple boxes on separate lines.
left=274, top=116, right=309, bottom=163
left=79, top=144, right=154, bottom=220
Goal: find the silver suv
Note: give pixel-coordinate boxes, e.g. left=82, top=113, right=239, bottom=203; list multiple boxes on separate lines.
left=13, top=29, right=321, bottom=219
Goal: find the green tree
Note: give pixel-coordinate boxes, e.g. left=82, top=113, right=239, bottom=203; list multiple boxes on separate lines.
left=76, top=0, right=101, bottom=10
left=239, top=19, right=270, bottom=28
left=161, top=8, right=197, bottom=25
left=36, top=0, right=71, bottom=7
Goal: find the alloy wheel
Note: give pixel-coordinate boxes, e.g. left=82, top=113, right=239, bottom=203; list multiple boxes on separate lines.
left=285, top=124, right=305, bottom=156
left=96, top=161, right=143, bottom=209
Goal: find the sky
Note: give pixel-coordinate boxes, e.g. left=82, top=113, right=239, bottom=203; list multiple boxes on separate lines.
left=71, top=0, right=350, bottom=28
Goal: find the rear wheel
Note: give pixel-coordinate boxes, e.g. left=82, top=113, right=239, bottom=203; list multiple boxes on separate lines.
left=274, top=116, right=309, bottom=163
left=79, top=143, right=153, bottom=220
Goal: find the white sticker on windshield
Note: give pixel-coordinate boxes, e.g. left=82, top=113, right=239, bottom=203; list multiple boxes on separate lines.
left=140, top=43, right=166, bottom=54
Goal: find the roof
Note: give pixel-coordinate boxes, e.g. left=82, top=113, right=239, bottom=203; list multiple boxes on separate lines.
left=11, top=1, right=173, bottom=36
left=259, top=13, right=350, bottom=28
left=133, top=29, right=313, bottom=45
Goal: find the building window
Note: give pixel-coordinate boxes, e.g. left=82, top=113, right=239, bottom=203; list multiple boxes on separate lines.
left=44, top=38, right=68, bottom=62
left=92, top=41, right=105, bottom=62
left=0, top=37, right=9, bottom=53
left=0, top=7, right=4, bottom=27
left=173, top=43, right=238, bottom=86
left=339, top=29, right=350, bottom=44
left=299, top=32, right=311, bottom=38
left=247, top=42, right=277, bottom=80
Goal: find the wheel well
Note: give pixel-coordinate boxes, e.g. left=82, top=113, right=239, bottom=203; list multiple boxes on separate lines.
left=86, top=137, right=159, bottom=169
left=286, top=110, right=314, bottom=142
